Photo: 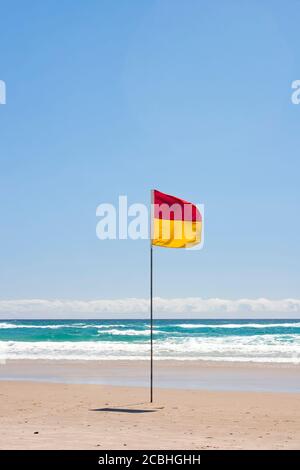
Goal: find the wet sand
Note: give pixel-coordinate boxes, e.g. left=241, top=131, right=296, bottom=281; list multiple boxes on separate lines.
left=1, top=359, right=300, bottom=392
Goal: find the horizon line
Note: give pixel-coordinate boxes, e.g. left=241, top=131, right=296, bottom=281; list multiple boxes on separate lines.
left=1, top=317, right=300, bottom=321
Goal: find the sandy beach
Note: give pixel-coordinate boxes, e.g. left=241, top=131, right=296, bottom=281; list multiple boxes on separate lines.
left=0, top=381, right=299, bottom=450
left=0, top=360, right=299, bottom=449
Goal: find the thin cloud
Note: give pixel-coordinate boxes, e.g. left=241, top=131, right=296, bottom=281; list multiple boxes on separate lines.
left=0, top=298, right=300, bottom=319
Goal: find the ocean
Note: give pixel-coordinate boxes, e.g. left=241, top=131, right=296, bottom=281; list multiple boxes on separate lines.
left=1, top=319, right=300, bottom=363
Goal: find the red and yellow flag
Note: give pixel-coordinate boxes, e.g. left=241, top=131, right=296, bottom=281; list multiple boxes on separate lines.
left=151, top=190, right=202, bottom=248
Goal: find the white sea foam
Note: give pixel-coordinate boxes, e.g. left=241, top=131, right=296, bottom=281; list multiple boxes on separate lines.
left=0, top=323, right=16, bottom=329
left=176, top=323, right=300, bottom=329
left=0, top=322, right=128, bottom=330
left=2, top=321, right=299, bottom=330
left=97, top=328, right=153, bottom=336
left=1, top=334, right=300, bottom=363
left=0, top=323, right=69, bottom=329
left=82, top=324, right=127, bottom=329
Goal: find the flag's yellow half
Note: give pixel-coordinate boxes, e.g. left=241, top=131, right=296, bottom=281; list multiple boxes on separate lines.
left=152, top=218, right=202, bottom=248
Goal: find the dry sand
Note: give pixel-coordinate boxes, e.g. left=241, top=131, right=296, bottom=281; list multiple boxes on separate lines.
left=0, top=380, right=299, bottom=450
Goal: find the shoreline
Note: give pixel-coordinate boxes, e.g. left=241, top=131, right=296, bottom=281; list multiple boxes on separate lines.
left=0, top=380, right=299, bottom=449
left=1, top=359, right=300, bottom=393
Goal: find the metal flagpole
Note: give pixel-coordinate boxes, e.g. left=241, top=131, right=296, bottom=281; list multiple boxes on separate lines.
left=150, top=244, right=153, bottom=403
left=150, top=190, right=153, bottom=403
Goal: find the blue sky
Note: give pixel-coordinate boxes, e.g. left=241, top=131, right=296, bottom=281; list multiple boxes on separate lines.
left=0, top=1, right=299, bottom=316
